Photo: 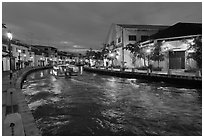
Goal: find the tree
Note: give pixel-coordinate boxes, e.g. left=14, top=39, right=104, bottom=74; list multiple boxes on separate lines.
left=150, top=41, right=164, bottom=68
left=101, top=44, right=109, bottom=59
left=187, top=36, right=202, bottom=69
left=85, top=48, right=94, bottom=59
left=96, top=51, right=103, bottom=60
left=124, top=42, right=146, bottom=67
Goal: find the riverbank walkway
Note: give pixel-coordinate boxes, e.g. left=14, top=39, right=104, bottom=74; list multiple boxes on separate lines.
left=84, top=67, right=202, bottom=88
left=2, top=66, right=51, bottom=136
left=97, top=67, right=200, bottom=77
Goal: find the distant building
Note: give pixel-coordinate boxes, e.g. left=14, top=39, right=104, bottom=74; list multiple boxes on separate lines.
left=104, top=23, right=169, bottom=68
left=57, top=51, right=70, bottom=64
left=32, top=45, right=58, bottom=65
left=11, top=41, right=30, bottom=69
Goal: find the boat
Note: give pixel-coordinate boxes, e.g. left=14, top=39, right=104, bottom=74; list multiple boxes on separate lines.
left=52, top=64, right=79, bottom=77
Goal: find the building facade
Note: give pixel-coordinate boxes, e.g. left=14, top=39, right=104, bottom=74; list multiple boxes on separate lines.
left=105, top=24, right=169, bottom=68
left=32, top=45, right=58, bottom=65
left=140, top=22, right=202, bottom=72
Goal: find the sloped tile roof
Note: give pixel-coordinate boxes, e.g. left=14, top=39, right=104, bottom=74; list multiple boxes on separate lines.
left=150, top=22, right=202, bottom=39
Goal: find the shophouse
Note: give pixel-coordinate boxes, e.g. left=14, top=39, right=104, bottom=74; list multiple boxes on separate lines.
left=2, top=38, right=30, bottom=70
left=11, top=40, right=31, bottom=69
left=57, top=51, right=71, bottom=64
left=2, top=42, right=11, bottom=71
left=2, top=24, right=11, bottom=71
left=104, top=23, right=169, bottom=68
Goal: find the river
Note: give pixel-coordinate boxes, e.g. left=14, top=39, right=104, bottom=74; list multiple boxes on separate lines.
left=22, top=69, right=202, bottom=136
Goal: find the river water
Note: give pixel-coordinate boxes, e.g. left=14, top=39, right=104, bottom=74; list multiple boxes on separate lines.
left=22, top=69, right=202, bottom=136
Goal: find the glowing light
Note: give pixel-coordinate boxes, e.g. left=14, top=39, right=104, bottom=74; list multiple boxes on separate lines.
left=7, top=32, right=13, bottom=40
left=40, top=72, right=44, bottom=77
left=18, top=49, right=21, bottom=53
left=146, top=49, right=151, bottom=54
left=108, top=52, right=116, bottom=58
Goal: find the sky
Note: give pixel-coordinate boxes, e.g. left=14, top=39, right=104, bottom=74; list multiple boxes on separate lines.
left=2, top=2, right=202, bottom=53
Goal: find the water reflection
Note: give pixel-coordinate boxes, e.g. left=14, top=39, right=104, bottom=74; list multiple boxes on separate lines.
left=22, top=69, right=202, bottom=136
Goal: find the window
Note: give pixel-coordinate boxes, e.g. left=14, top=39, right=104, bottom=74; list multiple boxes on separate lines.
left=118, top=37, right=121, bottom=43
left=141, top=35, right=149, bottom=41
left=129, top=35, right=137, bottom=41
left=22, top=50, right=26, bottom=53
left=3, top=46, right=7, bottom=52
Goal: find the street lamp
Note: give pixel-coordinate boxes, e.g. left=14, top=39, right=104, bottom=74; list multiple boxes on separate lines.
left=7, top=32, right=13, bottom=84
left=18, top=49, right=21, bottom=69
left=7, top=32, right=13, bottom=40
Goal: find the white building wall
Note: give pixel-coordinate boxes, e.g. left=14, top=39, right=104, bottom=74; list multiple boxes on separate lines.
left=113, top=25, right=167, bottom=68
left=2, top=57, right=10, bottom=71
left=140, top=38, right=198, bottom=71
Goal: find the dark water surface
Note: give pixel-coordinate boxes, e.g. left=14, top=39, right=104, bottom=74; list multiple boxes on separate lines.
left=22, top=69, right=202, bottom=136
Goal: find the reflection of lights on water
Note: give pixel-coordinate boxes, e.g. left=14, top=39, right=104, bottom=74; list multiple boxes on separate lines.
left=51, top=82, right=62, bottom=94
left=107, top=77, right=117, bottom=82
left=23, top=88, right=41, bottom=95
left=30, top=74, right=35, bottom=79
left=106, top=77, right=118, bottom=88
left=128, top=79, right=139, bottom=88
left=50, top=76, right=57, bottom=81
left=50, top=97, right=61, bottom=102
left=28, top=99, right=47, bottom=110
left=40, top=82, right=46, bottom=86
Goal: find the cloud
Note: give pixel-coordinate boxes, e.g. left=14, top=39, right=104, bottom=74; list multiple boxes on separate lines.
left=3, top=2, right=201, bottom=53
left=73, top=45, right=83, bottom=48
left=60, top=41, right=74, bottom=45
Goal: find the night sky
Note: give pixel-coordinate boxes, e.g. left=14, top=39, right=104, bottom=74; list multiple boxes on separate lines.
left=2, top=2, right=202, bottom=53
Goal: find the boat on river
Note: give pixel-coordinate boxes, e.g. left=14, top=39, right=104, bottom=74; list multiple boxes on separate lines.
left=52, top=64, right=79, bottom=77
